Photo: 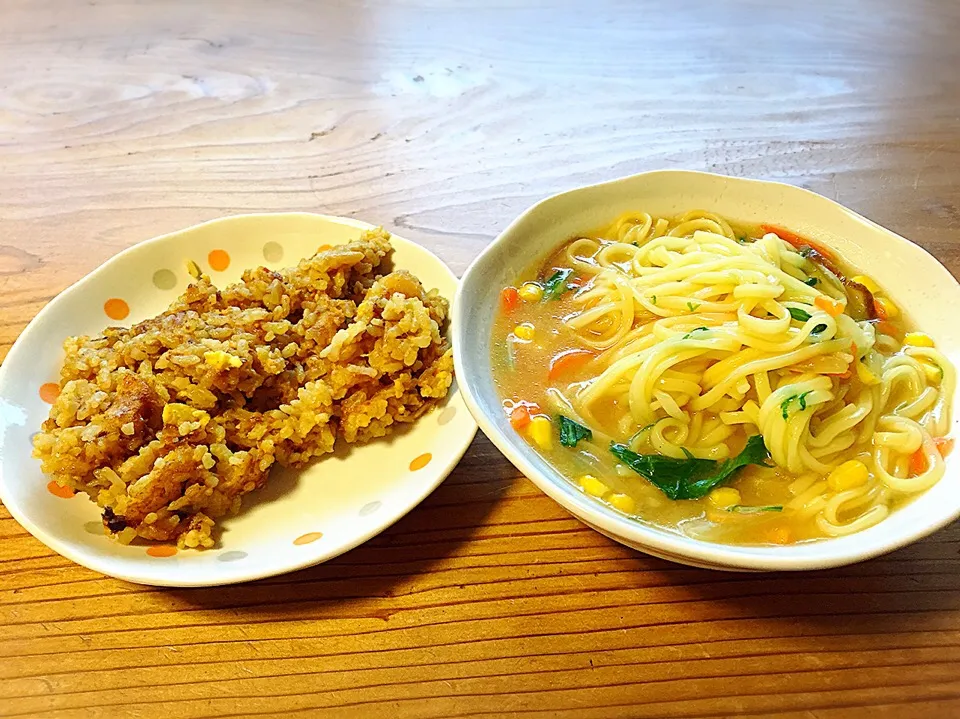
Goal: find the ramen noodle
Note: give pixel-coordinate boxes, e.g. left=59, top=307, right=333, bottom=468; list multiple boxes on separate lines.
left=491, top=210, right=955, bottom=545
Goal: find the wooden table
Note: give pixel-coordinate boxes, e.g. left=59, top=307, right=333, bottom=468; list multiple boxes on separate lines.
left=3, top=1, right=960, bottom=716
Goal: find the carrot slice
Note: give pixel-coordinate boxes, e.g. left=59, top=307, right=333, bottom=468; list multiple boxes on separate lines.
left=500, top=286, right=520, bottom=313
left=873, top=298, right=893, bottom=320
left=510, top=405, right=532, bottom=430
left=873, top=319, right=903, bottom=339
left=548, top=349, right=595, bottom=381
left=909, top=448, right=927, bottom=476
left=935, top=437, right=954, bottom=458
left=814, top=295, right=844, bottom=317
left=766, top=526, right=792, bottom=545
left=565, top=274, right=585, bottom=291
left=760, top=223, right=838, bottom=263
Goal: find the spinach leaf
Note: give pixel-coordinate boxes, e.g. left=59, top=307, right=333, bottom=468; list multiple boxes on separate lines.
left=559, top=415, right=592, bottom=448
left=686, top=301, right=700, bottom=312
left=782, top=390, right=813, bottom=418
left=788, top=307, right=812, bottom=322
left=780, top=395, right=795, bottom=420
left=609, top=435, right=771, bottom=500
left=728, top=505, right=783, bottom=514
left=811, top=323, right=828, bottom=334
left=542, top=268, right=574, bottom=301
left=682, top=327, right=709, bottom=339
left=626, top=422, right=657, bottom=446
left=804, top=277, right=819, bottom=286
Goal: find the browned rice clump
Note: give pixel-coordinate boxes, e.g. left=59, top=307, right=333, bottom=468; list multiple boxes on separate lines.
left=32, top=228, right=453, bottom=549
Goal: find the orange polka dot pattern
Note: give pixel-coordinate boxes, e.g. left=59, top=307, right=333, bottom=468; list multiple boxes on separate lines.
left=409, top=453, right=432, bottom=471
left=39, top=383, right=60, bottom=404
left=293, top=532, right=323, bottom=545
left=31, top=239, right=453, bottom=567
left=146, top=545, right=178, bottom=557
left=103, top=298, right=129, bottom=321
left=208, top=249, right=230, bottom=272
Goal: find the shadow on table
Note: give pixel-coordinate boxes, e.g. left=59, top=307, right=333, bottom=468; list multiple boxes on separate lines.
left=636, top=523, right=960, bottom=635
left=163, top=432, right=516, bottom=616
left=163, top=426, right=960, bottom=637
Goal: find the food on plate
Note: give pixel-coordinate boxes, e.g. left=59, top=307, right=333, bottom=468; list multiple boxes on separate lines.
left=33, top=228, right=453, bottom=549
left=492, top=209, right=954, bottom=545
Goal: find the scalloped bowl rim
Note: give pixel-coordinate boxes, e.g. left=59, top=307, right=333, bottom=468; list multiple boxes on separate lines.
left=453, top=170, right=960, bottom=571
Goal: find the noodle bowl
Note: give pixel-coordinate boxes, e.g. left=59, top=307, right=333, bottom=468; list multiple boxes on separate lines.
left=492, top=210, right=955, bottom=545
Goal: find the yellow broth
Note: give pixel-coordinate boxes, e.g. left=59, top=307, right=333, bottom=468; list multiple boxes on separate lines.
left=491, top=214, right=949, bottom=546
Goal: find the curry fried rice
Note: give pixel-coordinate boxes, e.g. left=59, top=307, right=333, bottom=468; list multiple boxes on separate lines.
left=32, top=228, right=454, bottom=549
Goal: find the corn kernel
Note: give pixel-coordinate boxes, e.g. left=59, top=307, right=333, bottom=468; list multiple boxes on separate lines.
left=204, top=350, right=243, bottom=370
left=856, top=359, right=880, bottom=386
left=850, top=274, right=880, bottom=294
left=827, top=460, right=869, bottom=492
left=513, top=323, right=535, bottom=341
left=608, top=493, right=636, bottom=513
left=579, top=474, right=610, bottom=497
left=874, top=296, right=900, bottom=319
left=922, top=362, right=944, bottom=384
left=527, top=415, right=553, bottom=450
left=707, top=487, right=741, bottom=509
left=904, top=332, right=935, bottom=348
left=518, top=282, right=544, bottom=302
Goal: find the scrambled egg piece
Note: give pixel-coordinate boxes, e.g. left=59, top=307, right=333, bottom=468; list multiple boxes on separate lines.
left=203, top=350, right=243, bottom=370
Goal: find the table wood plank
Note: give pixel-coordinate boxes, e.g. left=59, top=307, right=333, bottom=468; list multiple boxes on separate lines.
left=2, top=1, right=960, bottom=716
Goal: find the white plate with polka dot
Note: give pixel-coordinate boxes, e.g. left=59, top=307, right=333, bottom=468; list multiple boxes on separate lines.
left=0, top=213, right=477, bottom=586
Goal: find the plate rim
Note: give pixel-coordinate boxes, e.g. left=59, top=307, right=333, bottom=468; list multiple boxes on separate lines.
left=0, top=212, right=478, bottom=586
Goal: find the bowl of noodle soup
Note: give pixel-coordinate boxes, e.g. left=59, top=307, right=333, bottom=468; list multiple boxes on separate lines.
left=453, top=170, right=960, bottom=570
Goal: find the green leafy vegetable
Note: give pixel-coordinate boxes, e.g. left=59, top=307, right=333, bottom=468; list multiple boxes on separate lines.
left=609, top=435, right=771, bottom=500
left=811, top=323, right=827, bottom=334
left=788, top=307, right=812, bottom=322
left=728, top=505, right=783, bottom=514
left=800, top=247, right=814, bottom=258
left=626, top=423, right=657, bottom=445
left=650, top=295, right=657, bottom=305
left=687, top=301, right=700, bottom=312
left=542, top=268, right=574, bottom=301
left=782, top=390, right=813, bottom=418
left=780, top=395, right=795, bottom=420
left=558, top=415, right=592, bottom=448
left=804, top=277, right=819, bottom=286
left=682, top=327, right=709, bottom=339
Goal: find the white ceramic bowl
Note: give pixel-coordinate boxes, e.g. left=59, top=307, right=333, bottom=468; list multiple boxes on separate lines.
left=0, top=213, right=476, bottom=586
left=453, top=170, right=960, bottom=571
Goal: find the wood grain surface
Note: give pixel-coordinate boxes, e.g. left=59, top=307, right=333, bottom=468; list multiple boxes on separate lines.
left=3, top=1, right=960, bottom=717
